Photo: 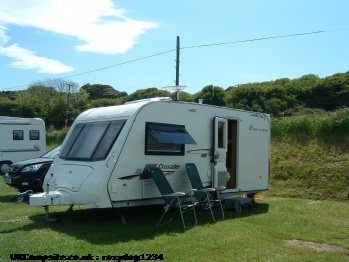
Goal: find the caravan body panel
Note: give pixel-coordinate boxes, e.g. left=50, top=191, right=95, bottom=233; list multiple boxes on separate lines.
left=108, top=101, right=270, bottom=208
left=30, top=100, right=270, bottom=208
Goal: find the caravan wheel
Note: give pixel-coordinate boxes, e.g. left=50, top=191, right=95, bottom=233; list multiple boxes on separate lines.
left=0, top=161, right=11, bottom=175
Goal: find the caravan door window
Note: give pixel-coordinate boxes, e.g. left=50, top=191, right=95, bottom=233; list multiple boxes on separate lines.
left=60, top=120, right=126, bottom=161
left=145, top=122, right=196, bottom=155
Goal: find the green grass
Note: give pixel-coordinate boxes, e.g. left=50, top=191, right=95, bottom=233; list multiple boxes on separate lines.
left=0, top=180, right=348, bottom=261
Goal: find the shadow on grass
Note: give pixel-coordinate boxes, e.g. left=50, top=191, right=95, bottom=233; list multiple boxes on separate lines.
left=0, top=203, right=269, bottom=244
left=0, top=193, right=24, bottom=203
left=0, top=195, right=12, bottom=203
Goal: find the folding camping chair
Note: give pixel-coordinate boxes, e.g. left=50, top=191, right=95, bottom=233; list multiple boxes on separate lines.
left=185, top=163, right=225, bottom=222
left=149, top=167, right=198, bottom=230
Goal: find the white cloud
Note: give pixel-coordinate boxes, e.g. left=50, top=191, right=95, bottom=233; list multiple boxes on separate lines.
left=0, top=0, right=158, bottom=54
left=0, top=44, right=73, bottom=73
left=0, top=25, right=9, bottom=45
left=75, top=19, right=157, bottom=54
left=0, top=0, right=158, bottom=73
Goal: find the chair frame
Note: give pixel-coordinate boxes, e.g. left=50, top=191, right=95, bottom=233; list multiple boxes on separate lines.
left=185, top=163, right=225, bottom=222
left=149, top=167, right=198, bottom=230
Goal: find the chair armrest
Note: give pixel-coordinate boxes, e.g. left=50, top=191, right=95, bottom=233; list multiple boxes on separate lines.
left=186, top=189, right=197, bottom=193
left=214, top=186, right=226, bottom=191
left=163, top=192, right=186, bottom=197
left=197, top=188, right=216, bottom=192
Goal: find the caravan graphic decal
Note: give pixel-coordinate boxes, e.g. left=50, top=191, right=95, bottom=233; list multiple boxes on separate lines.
left=118, top=164, right=181, bottom=180
left=248, top=125, right=268, bottom=133
left=158, top=164, right=180, bottom=176
left=158, top=164, right=180, bottom=170
left=118, top=174, right=141, bottom=180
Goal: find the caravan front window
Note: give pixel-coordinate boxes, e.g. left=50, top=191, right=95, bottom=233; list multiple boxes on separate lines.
left=60, top=120, right=126, bottom=161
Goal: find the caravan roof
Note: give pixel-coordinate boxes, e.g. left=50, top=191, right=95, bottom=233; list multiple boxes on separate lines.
left=0, top=116, right=42, bottom=125
left=77, top=97, right=173, bottom=120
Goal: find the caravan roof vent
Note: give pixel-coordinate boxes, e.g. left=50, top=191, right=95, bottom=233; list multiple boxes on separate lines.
left=124, top=97, right=172, bottom=105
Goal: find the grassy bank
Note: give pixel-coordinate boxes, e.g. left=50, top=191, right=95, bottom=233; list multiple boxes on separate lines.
left=270, top=109, right=349, bottom=201
left=269, top=138, right=349, bottom=200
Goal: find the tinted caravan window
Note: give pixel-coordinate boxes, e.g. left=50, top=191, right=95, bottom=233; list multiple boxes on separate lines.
left=60, top=120, right=126, bottom=161
left=145, top=122, right=196, bottom=156
left=13, top=130, right=24, bottom=140
left=29, top=130, right=40, bottom=140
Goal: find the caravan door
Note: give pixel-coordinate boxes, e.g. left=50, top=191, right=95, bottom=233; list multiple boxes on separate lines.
left=213, top=117, right=228, bottom=188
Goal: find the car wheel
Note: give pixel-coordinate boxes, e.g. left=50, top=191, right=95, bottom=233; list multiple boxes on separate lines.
left=0, top=161, right=11, bottom=175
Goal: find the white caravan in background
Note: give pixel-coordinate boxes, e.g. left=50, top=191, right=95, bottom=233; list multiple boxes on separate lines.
left=0, top=117, right=46, bottom=175
left=30, top=98, right=270, bottom=214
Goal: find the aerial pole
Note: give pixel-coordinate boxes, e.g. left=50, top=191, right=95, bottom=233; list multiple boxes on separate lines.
left=176, top=36, right=180, bottom=85
left=162, top=36, right=186, bottom=99
left=65, top=83, right=71, bottom=128
left=175, top=36, right=180, bottom=100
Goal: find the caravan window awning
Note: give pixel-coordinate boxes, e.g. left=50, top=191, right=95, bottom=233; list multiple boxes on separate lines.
left=148, top=123, right=197, bottom=145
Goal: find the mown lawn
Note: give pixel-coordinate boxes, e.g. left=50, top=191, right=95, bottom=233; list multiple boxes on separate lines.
left=0, top=179, right=348, bottom=262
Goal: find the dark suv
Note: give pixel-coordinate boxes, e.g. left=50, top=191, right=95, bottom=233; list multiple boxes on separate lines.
left=4, top=146, right=60, bottom=193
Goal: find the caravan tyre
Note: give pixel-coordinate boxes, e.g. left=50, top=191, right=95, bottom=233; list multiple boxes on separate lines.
left=0, top=161, right=11, bottom=175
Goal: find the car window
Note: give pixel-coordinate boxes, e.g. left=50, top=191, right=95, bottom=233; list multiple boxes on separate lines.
left=42, top=146, right=61, bottom=159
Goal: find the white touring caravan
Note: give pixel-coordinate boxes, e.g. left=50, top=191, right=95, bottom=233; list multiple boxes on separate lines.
left=30, top=98, right=270, bottom=217
left=0, top=117, right=46, bottom=175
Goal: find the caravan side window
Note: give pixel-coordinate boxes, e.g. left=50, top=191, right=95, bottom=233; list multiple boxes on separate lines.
left=60, top=120, right=126, bottom=161
left=145, top=122, right=197, bottom=156
left=13, top=130, right=24, bottom=140
left=29, top=130, right=40, bottom=140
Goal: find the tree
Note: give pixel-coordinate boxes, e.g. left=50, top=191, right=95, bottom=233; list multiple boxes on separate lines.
left=16, top=86, right=58, bottom=120
left=264, top=98, right=288, bottom=116
left=194, top=85, right=226, bottom=106
left=226, top=84, right=264, bottom=110
left=125, top=88, right=172, bottom=102
left=89, top=97, right=126, bottom=108
left=0, top=100, right=36, bottom=117
left=13, top=79, right=90, bottom=128
left=81, top=83, right=127, bottom=100
left=308, top=73, right=349, bottom=110
left=46, top=100, right=67, bottom=129
left=172, top=91, right=194, bottom=102
left=31, top=78, right=80, bottom=99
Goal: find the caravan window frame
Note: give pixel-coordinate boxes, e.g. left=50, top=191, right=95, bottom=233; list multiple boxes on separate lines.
left=13, top=130, right=24, bottom=140
left=145, top=122, right=196, bottom=156
left=29, top=130, right=40, bottom=140
left=59, top=120, right=126, bottom=161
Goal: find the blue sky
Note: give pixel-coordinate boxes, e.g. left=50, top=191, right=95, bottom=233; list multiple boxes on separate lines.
left=0, top=0, right=349, bottom=95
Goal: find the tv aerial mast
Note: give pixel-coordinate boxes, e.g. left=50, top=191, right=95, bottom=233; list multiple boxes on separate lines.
left=162, top=36, right=186, bottom=100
